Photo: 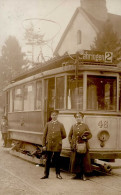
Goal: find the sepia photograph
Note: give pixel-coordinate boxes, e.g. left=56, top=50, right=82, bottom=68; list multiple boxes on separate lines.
left=0, top=0, right=121, bottom=194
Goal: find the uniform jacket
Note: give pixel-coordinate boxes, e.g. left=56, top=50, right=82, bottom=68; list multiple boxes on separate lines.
left=1, top=119, right=8, bottom=134
left=68, top=122, right=92, bottom=173
left=68, top=122, right=92, bottom=151
left=43, top=120, right=66, bottom=152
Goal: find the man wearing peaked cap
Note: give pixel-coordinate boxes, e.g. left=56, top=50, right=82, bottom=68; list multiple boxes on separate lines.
left=68, top=112, right=92, bottom=180
left=74, top=112, right=84, bottom=118
left=41, top=110, right=66, bottom=179
left=50, top=110, right=59, bottom=115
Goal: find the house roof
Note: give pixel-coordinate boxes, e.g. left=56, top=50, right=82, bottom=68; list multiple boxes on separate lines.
left=82, top=8, right=104, bottom=31
left=54, top=7, right=121, bottom=56
left=54, top=7, right=99, bottom=56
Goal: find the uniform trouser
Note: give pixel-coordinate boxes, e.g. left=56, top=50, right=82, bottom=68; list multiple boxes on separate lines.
left=44, top=151, right=61, bottom=177
left=2, top=133, right=7, bottom=147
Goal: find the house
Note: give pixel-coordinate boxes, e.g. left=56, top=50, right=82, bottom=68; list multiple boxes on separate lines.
left=54, top=0, right=121, bottom=57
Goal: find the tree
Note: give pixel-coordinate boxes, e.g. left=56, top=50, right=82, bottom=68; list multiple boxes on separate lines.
left=91, top=20, right=121, bottom=63
left=0, top=36, right=26, bottom=113
left=24, top=22, right=45, bottom=63
left=1, top=36, right=26, bottom=83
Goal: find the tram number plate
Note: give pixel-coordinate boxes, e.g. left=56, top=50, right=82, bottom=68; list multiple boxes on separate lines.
left=98, top=120, right=108, bottom=129
left=105, top=52, right=113, bottom=63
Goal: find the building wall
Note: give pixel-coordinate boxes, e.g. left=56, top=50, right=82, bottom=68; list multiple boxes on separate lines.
left=57, top=11, right=97, bottom=56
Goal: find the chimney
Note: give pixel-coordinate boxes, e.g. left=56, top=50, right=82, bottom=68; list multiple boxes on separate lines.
left=81, top=0, right=108, bottom=21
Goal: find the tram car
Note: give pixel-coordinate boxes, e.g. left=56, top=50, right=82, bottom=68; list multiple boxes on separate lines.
left=3, top=50, right=121, bottom=168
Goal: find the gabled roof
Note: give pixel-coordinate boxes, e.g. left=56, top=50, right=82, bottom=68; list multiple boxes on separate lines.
left=54, top=7, right=121, bottom=56
left=82, top=8, right=104, bottom=31
left=54, top=7, right=99, bottom=56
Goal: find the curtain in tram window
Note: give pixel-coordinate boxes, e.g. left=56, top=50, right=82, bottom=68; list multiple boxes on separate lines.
left=36, top=81, right=42, bottom=110
left=67, top=76, right=83, bottom=110
left=14, top=87, right=23, bottom=111
left=87, top=84, right=97, bottom=110
left=67, top=89, right=71, bottom=109
left=24, top=84, right=34, bottom=111
left=56, top=77, right=64, bottom=109
left=105, top=83, right=110, bottom=110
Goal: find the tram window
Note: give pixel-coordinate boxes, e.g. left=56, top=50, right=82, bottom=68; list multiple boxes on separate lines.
left=56, top=77, right=65, bottom=109
left=24, top=83, right=34, bottom=111
left=36, top=81, right=42, bottom=110
left=119, top=78, right=121, bottom=111
left=67, top=76, right=83, bottom=110
left=14, top=87, right=23, bottom=111
left=8, top=89, right=13, bottom=112
left=7, top=91, right=10, bottom=112
left=87, top=76, right=117, bottom=111
left=48, top=78, right=55, bottom=110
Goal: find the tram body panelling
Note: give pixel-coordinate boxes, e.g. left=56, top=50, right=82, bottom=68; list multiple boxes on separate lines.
left=8, top=111, right=43, bottom=145
left=4, top=54, right=121, bottom=161
left=57, top=114, right=121, bottom=159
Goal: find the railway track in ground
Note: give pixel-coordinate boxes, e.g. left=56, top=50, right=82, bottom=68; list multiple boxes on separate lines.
left=86, top=167, right=121, bottom=194
left=1, top=146, right=121, bottom=195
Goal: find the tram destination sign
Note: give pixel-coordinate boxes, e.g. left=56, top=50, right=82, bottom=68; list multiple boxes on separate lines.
left=78, top=50, right=113, bottom=64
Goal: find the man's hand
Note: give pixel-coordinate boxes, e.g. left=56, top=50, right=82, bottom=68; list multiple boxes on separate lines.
left=42, top=146, right=47, bottom=151
left=82, top=136, right=87, bottom=140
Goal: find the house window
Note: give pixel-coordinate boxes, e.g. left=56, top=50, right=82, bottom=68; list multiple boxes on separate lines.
left=77, top=30, right=81, bottom=44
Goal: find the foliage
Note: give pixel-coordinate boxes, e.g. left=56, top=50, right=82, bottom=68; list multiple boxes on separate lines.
left=91, top=20, right=121, bottom=63
left=0, top=36, right=26, bottom=87
left=24, top=22, right=45, bottom=63
left=25, top=23, right=44, bottom=45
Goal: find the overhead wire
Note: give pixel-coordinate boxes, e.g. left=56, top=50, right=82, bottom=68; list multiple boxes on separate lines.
left=43, top=0, right=69, bottom=55
left=22, top=0, right=69, bottom=62
left=44, top=0, right=68, bottom=18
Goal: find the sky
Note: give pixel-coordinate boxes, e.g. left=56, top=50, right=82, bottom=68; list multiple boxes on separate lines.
left=0, top=0, right=121, bottom=62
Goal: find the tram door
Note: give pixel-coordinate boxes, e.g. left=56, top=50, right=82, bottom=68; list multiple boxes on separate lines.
left=44, top=78, right=55, bottom=124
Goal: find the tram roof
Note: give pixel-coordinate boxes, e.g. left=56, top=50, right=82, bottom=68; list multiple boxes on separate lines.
left=11, top=54, right=71, bottom=82
left=9, top=53, right=118, bottom=83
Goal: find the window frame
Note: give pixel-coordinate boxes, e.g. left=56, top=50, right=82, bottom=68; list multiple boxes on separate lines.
left=23, top=82, right=35, bottom=111
left=66, top=74, right=83, bottom=110
left=13, top=85, right=23, bottom=112
left=77, top=30, right=81, bottom=44
left=55, top=75, right=65, bottom=110
left=86, top=72, right=119, bottom=112
left=35, top=79, right=42, bottom=111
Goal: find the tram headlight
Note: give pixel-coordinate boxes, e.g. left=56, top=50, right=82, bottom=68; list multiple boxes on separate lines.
left=97, top=130, right=110, bottom=147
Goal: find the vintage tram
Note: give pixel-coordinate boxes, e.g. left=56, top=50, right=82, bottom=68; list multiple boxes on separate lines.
left=4, top=50, right=121, bottom=168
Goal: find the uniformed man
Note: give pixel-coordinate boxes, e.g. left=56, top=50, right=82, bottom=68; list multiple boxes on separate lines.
left=41, top=110, right=66, bottom=179
left=1, top=115, right=8, bottom=147
left=68, top=112, right=92, bottom=180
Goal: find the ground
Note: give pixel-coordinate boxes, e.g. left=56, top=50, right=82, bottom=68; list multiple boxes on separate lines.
left=0, top=135, right=121, bottom=195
